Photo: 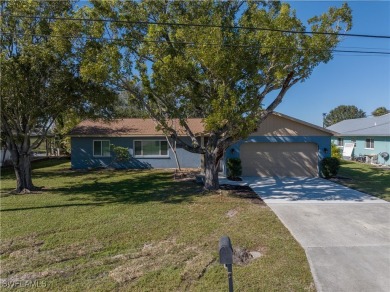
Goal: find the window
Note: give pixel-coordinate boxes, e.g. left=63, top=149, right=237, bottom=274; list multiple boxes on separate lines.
left=365, top=138, right=374, bottom=149
left=93, top=140, right=110, bottom=157
left=337, top=138, right=344, bottom=147
left=134, top=140, right=168, bottom=157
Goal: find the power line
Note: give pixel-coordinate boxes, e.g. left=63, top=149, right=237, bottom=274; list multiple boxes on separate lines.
left=335, top=53, right=390, bottom=57
left=2, top=32, right=390, bottom=55
left=7, top=14, right=390, bottom=39
left=331, top=49, right=390, bottom=55
left=336, top=46, right=390, bottom=51
left=333, top=53, right=390, bottom=57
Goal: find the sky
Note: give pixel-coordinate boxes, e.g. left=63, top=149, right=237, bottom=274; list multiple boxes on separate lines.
left=77, top=1, right=389, bottom=127
left=272, top=1, right=390, bottom=126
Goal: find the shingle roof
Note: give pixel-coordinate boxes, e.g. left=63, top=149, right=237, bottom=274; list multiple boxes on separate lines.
left=69, top=113, right=336, bottom=137
left=68, top=118, right=204, bottom=136
left=327, top=113, right=390, bottom=136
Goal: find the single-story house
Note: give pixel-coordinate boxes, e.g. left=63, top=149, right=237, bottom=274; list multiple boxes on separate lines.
left=69, top=119, right=204, bottom=169
left=69, top=113, right=333, bottom=177
left=327, top=114, right=390, bottom=165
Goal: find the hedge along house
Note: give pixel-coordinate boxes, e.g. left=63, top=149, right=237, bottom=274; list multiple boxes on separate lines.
left=327, top=114, right=390, bottom=165
left=69, top=119, right=204, bottom=169
left=224, top=113, right=334, bottom=177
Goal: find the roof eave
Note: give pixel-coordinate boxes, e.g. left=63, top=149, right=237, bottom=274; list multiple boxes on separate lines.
left=332, top=133, right=390, bottom=137
left=67, top=133, right=205, bottom=137
left=273, top=112, right=336, bottom=135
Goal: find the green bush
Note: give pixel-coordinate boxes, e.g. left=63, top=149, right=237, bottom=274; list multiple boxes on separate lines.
left=227, top=158, right=242, bottom=179
left=111, top=145, right=131, bottom=162
left=331, top=143, right=342, bottom=159
left=321, top=157, right=340, bottom=178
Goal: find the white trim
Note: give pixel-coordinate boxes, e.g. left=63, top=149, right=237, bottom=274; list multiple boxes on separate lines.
left=133, top=140, right=169, bottom=158
left=93, top=140, right=111, bottom=157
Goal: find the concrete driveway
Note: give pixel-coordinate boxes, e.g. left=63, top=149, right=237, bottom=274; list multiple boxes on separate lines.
left=232, top=177, right=390, bottom=292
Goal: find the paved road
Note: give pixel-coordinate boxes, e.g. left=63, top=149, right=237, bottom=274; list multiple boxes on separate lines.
left=242, top=177, right=390, bottom=292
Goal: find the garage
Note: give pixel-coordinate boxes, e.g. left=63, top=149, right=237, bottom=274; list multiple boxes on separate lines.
left=240, top=142, right=318, bottom=177
left=225, top=113, right=333, bottom=178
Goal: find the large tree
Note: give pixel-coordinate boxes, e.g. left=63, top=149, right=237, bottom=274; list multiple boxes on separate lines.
left=324, top=105, right=366, bottom=127
left=1, top=1, right=116, bottom=193
left=82, top=0, right=352, bottom=190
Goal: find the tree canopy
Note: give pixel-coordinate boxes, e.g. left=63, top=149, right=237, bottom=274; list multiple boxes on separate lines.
left=372, top=107, right=389, bottom=117
left=82, top=0, right=352, bottom=189
left=1, top=0, right=117, bottom=192
left=324, top=105, right=366, bottom=127
left=1, top=0, right=353, bottom=191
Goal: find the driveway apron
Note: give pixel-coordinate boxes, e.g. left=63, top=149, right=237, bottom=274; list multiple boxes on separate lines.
left=244, top=177, right=390, bottom=292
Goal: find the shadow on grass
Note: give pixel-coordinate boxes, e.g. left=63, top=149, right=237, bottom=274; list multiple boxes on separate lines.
left=338, top=161, right=390, bottom=199
left=56, top=171, right=203, bottom=204
left=1, top=202, right=106, bottom=212
left=1, top=169, right=204, bottom=212
left=0, top=158, right=72, bottom=179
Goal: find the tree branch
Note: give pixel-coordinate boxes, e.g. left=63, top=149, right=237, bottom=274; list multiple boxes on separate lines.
left=255, top=71, right=297, bottom=124
left=265, top=71, right=295, bottom=112
left=1, top=114, right=18, bottom=152
left=120, top=79, right=205, bottom=154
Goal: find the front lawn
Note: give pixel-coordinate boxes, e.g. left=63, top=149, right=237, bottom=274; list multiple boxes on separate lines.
left=0, top=159, right=314, bottom=291
left=336, top=160, right=390, bottom=201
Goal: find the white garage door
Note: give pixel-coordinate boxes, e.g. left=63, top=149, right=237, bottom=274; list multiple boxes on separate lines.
left=240, top=143, right=318, bottom=177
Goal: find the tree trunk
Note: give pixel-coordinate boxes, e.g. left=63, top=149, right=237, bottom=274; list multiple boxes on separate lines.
left=10, top=149, right=35, bottom=193
left=166, top=136, right=181, bottom=171
left=204, top=150, right=220, bottom=190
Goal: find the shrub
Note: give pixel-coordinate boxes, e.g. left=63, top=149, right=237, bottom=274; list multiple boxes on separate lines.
left=331, top=143, right=342, bottom=159
left=227, top=158, right=242, bottom=179
left=321, top=157, right=340, bottom=178
left=110, top=145, right=131, bottom=163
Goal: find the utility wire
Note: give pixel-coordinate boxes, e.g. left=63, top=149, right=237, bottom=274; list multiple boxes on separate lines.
left=333, top=53, right=390, bottom=57
left=337, top=46, right=390, bottom=51
left=2, top=31, right=390, bottom=55
left=7, top=14, right=390, bottom=39
left=2, top=32, right=390, bottom=55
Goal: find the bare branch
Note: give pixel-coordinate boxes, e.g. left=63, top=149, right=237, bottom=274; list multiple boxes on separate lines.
left=265, top=71, right=295, bottom=113
left=257, top=83, right=275, bottom=104
left=30, top=117, right=56, bottom=150
left=1, top=114, right=18, bottom=150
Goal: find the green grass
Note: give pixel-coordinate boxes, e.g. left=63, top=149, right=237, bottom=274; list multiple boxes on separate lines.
left=0, top=159, right=315, bottom=291
left=337, top=160, right=390, bottom=201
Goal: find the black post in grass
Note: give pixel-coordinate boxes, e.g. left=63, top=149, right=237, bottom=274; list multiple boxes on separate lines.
left=219, top=236, right=234, bottom=292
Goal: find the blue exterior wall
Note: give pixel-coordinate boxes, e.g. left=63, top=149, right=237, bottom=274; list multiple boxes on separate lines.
left=71, top=137, right=201, bottom=169
left=332, top=136, right=390, bottom=165
left=224, top=136, right=331, bottom=176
